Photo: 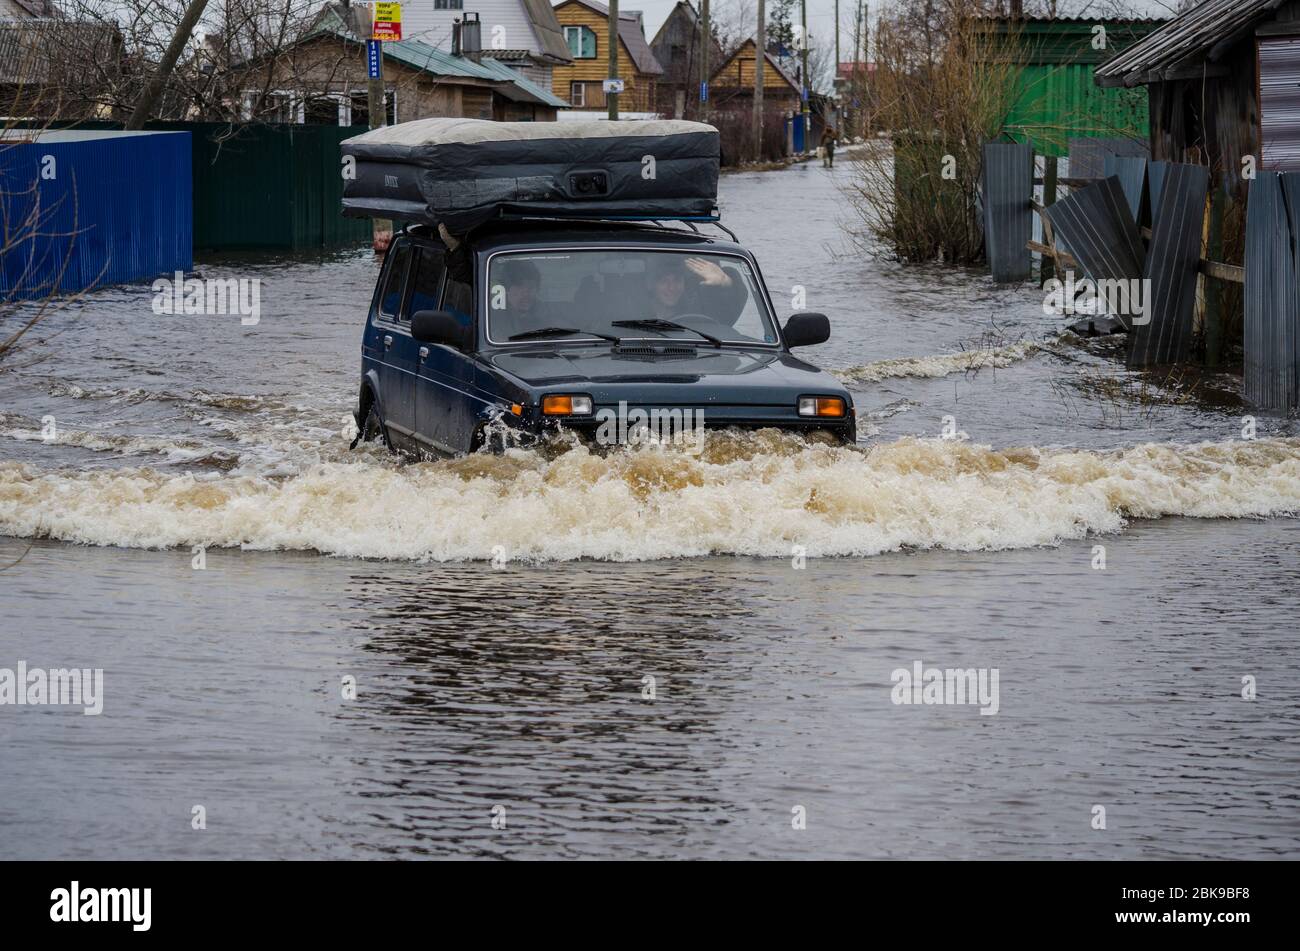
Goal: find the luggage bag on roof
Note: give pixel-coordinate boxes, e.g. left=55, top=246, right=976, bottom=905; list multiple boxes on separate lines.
left=340, top=118, right=720, bottom=232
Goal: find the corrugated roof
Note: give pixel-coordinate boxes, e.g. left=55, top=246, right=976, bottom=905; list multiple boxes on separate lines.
left=9, top=0, right=60, bottom=16
left=473, top=55, right=570, bottom=108
left=1095, top=0, right=1287, bottom=87
left=307, top=8, right=566, bottom=107
left=560, top=0, right=664, bottom=75
left=380, top=37, right=501, bottom=79
left=0, top=19, right=118, bottom=85
left=520, top=0, right=574, bottom=63
left=982, top=15, right=1167, bottom=24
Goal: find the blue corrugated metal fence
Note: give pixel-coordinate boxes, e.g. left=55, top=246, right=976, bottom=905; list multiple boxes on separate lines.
left=0, top=130, right=192, bottom=299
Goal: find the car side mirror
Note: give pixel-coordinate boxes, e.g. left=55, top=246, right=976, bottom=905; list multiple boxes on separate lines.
left=782, top=312, right=830, bottom=348
left=411, top=310, right=472, bottom=350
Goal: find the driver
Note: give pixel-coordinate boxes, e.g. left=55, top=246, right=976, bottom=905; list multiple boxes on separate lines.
left=492, top=259, right=551, bottom=338
left=647, top=256, right=747, bottom=326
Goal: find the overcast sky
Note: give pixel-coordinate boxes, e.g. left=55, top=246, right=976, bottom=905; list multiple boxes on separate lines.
left=628, top=0, right=1184, bottom=58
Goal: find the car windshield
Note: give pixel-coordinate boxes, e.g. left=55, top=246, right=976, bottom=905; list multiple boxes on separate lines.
left=485, top=249, right=778, bottom=346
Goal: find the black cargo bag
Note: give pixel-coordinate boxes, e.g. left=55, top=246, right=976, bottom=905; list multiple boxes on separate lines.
left=341, top=118, right=719, bottom=231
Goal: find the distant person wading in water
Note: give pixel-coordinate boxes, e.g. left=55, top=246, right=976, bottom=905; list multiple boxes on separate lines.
left=821, top=127, right=837, bottom=168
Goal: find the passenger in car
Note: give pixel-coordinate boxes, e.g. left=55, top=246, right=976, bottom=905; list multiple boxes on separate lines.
left=646, top=256, right=747, bottom=326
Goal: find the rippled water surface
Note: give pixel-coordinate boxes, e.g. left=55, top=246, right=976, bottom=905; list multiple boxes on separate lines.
left=1, top=160, right=1298, bottom=859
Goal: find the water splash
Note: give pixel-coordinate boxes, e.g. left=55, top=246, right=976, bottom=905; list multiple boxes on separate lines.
left=834, top=336, right=1064, bottom=386
left=1, top=433, right=1296, bottom=563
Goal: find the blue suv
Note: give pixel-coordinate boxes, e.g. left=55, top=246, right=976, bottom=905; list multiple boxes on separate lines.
left=354, top=219, right=855, bottom=456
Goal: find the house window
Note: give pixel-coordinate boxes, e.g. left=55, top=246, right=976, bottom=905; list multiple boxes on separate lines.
left=434, top=0, right=463, bottom=8
left=570, top=81, right=585, bottom=107
left=564, top=25, right=597, bottom=59
left=304, top=96, right=345, bottom=125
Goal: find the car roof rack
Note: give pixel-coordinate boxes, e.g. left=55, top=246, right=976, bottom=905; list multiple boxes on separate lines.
left=486, top=210, right=739, bottom=243
left=399, top=214, right=739, bottom=244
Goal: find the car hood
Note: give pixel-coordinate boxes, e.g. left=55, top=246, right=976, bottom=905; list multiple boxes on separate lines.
left=484, top=345, right=846, bottom=405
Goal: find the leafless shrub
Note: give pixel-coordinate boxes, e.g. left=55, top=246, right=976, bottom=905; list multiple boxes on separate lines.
left=841, top=3, right=1025, bottom=264
left=713, top=104, right=791, bottom=166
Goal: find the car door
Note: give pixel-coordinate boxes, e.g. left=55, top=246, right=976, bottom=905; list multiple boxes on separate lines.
left=372, top=240, right=419, bottom=452
left=415, top=265, right=481, bottom=456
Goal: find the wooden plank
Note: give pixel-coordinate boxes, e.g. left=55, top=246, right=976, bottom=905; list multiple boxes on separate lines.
left=1198, top=259, right=1245, bottom=283
left=1026, top=240, right=1078, bottom=270
left=1037, top=156, right=1059, bottom=289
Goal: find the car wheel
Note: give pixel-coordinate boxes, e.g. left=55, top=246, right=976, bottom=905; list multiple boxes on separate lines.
left=359, top=400, right=392, bottom=452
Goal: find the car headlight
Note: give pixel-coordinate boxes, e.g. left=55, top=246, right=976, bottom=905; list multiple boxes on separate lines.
left=798, top=396, right=846, bottom=418
left=542, top=394, right=594, bottom=416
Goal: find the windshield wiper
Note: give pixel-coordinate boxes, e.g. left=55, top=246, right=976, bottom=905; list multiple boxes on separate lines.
left=508, top=326, right=622, bottom=344
left=611, top=318, right=723, bottom=347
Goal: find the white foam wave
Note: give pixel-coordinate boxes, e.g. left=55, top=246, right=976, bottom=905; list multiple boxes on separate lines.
left=1, top=434, right=1296, bottom=563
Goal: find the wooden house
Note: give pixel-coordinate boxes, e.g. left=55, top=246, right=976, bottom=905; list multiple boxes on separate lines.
left=649, top=0, right=722, bottom=118
left=707, top=37, right=802, bottom=111
left=551, top=0, right=663, bottom=112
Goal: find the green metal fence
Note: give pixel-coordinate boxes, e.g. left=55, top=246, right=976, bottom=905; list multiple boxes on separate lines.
left=977, top=18, right=1165, bottom=158
left=1005, top=62, right=1149, bottom=157
left=16, top=120, right=372, bottom=251
left=179, top=122, right=371, bottom=251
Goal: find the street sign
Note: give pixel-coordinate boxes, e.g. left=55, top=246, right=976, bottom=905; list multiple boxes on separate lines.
left=699, top=81, right=708, bottom=102
left=366, top=39, right=381, bottom=79
left=372, top=2, right=402, bottom=41
left=602, top=78, right=625, bottom=94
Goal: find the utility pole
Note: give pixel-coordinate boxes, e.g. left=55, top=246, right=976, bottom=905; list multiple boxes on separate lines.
left=607, top=0, right=620, bottom=119
left=835, top=0, right=840, bottom=70
left=700, top=0, right=710, bottom=123
left=855, top=0, right=864, bottom=138
left=752, top=0, right=765, bottom=160
left=365, top=5, right=390, bottom=251
left=800, top=0, right=809, bottom=151
left=125, top=0, right=211, bottom=129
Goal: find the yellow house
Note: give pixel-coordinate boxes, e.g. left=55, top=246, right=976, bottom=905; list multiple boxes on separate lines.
left=551, top=0, right=663, bottom=112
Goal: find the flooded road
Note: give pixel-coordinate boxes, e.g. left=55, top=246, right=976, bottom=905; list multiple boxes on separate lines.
left=2, top=159, right=1298, bottom=859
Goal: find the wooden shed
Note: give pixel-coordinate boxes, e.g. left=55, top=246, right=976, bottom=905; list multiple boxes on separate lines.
left=1095, top=0, right=1300, bottom=198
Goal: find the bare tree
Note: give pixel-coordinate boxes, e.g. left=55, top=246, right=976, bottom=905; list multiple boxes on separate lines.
left=23, top=0, right=360, bottom=124
left=710, top=0, right=756, bottom=56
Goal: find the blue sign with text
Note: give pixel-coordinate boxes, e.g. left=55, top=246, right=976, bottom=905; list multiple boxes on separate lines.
left=367, top=40, right=381, bottom=79
left=699, top=81, right=708, bottom=102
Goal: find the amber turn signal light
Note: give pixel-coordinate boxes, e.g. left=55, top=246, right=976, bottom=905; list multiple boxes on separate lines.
left=798, top=396, right=846, bottom=418
left=542, top=394, right=593, bottom=416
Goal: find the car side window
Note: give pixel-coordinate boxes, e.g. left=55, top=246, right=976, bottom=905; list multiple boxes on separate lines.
left=379, top=243, right=412, bottom=322
left=443, top=277, right=473, bottom=321
left=408, top=246, right=446, bottom=318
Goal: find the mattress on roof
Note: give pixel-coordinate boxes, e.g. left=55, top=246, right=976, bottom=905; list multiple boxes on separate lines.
left=340, top=118, right=719, bottom=231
